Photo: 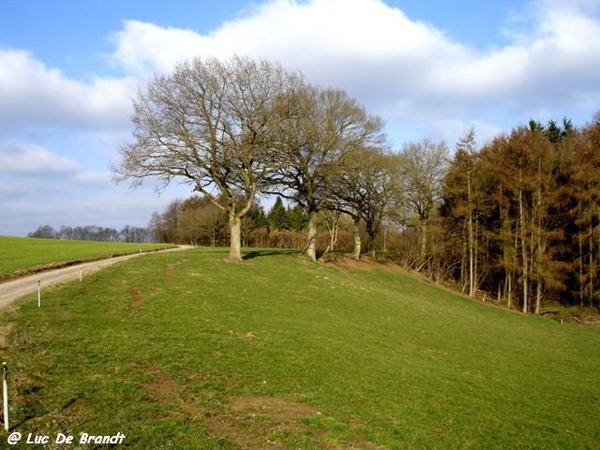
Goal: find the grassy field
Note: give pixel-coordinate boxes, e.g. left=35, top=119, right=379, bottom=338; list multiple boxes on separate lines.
left=0, top=247, right=599, bottom=449
left=0, top=236, right=173, bottom=281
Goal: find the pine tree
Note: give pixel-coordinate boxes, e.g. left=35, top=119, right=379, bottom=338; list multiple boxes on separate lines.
left=267, top=197, right=289, bottom=231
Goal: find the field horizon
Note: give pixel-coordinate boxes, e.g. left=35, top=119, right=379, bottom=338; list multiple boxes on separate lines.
left=0, top=247, right=599, bottom=449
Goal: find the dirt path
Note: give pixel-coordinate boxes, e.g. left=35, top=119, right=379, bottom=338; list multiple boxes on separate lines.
left=0, top=246, right=192, bottom=310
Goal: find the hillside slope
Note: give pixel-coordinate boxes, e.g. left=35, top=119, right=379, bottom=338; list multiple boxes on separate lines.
left=1, top=248, right=599, bottom=449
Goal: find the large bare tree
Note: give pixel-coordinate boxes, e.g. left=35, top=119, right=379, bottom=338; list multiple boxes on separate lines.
left=112, top=56, right=302, bottom=262
left=326, top=146, right=398, bottom=259
left=268, top=85, right=387, bottom=261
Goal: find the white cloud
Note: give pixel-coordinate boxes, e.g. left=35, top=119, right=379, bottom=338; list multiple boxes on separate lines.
left=0, top=142, right=80, bottom=175
left=0, top=49, right=135, bottom=132
left=71, top=170, right=111, bottom=186
left=1, top=0, right=597, bottom=143
left=110, top=21, right=211, bottom=77
left=1, top=0, right=600, bottom=236
left=0, top=143, right=130, bottom=200
left=105, top=0, right=600, bottom=144
left=109, top=1, right=466, bottom=87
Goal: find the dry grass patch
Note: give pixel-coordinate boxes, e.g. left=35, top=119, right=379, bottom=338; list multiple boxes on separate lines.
left=0, top=322, right=14, bottom=348
left=140, top=365, right=207, bottom=423
left=163, top=259, right=188, bottom=280
left=205, top=396, right=320, bottom=449
left=128, top=289, right=146, bottom=311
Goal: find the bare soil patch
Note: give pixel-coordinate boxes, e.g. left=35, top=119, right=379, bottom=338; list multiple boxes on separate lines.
left=230, top=395, right=319, bottom=425
left=204, top=395, right=321, bottom=449
left=129, top=289, right=146, bottom=310
left=322, top=254, right=376, bottom=273
left=0, top=322, right=14, bottom=349
left=141, top=366, right=319, bottom=447
left=164, top=259, right=188, bottom=280
left=140, top=365, right=206, bottom=422
left=142, top=366, right=179, bottom=403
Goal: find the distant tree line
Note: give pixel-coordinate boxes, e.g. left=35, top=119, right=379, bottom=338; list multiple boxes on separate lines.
left=28, top=224, right=153, bottom=243
left=111, top=54, right=600, bottom=312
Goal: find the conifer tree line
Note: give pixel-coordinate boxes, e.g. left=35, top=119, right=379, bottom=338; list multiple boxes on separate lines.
left=442, top=117, right=600, bottom=312
left=111, top=55, right=600, bottom=312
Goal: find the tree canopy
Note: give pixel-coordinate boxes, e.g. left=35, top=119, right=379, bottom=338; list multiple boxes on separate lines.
left=113, top=56, right=304, bottom=261
left=112, top=55, right=600, bottom=314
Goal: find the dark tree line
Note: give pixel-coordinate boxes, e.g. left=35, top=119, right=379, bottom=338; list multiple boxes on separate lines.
left=28, top=224, right=154, bottom=243
left=441, top=116, right=600, bottom=311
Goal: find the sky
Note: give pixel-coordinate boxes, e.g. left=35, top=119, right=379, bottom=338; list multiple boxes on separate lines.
left=1, top=0, right=599, bottom=237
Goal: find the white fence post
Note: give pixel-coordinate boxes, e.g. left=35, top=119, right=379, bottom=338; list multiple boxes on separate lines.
left=2, top=362, right=8, bottom=432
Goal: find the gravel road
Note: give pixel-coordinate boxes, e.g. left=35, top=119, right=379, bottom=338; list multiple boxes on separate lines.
left=0, top=247, right=190, bottom=310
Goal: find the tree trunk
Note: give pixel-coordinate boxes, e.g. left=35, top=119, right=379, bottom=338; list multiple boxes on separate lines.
left=475, top=219, right=479, bottom=292
left=420, top=220, right=427, bottom=261
left=302, top=210, right=318, bottom=261
left=535, top=160, right=542, bottom=316
left=383, top=226, right=387, bottom=255
left=519, top=168, right=528, bottom=314
left=352, top=216, right=361, bottom=260
left=323, top=211, right=340, bottom=256
left=370, top=224, right=377, bottom=259
left=597, top=219, right=600, bottom=306
left=506, top=271, right=512, bottom=309
left=589, top=214, right=594, bottom=306
left=501, top=206, right=513, bottom=309
left=460, top=223, right=468, bottom=292
left=467, top=168, right=475, bottom=298
left=509, top=234, right=517, bottom=310
left=228, top=214, right=242, bottom=262
left=578, top=210, right=584, bottom=307
left=535, top=278, right=542, bottom=315
left=529, top=225, right=535, bottom=314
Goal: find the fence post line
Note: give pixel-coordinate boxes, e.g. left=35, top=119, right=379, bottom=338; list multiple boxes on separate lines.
left=2, top=362, right=8, bottom=432
left=80, top=268, right=83, bottom=282
left=37, top=280, right=41, bottom=308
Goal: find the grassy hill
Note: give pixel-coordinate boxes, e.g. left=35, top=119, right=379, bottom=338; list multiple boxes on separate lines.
left=0, top=236, right=172, bottom=281
left=1, top=248, right=599, bottom=449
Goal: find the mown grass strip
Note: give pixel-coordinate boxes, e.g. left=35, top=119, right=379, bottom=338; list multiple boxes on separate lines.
left=0, top=248, right=598, bottom=449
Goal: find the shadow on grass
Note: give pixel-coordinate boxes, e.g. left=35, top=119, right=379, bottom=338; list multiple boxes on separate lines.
left=242, top=249, right=298, bottom=260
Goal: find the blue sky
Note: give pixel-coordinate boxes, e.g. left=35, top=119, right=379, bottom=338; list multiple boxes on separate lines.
left=1, top=0, right=599, bottom=236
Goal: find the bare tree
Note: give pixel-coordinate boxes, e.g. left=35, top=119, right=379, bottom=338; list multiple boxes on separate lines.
left=268, top=85, right=387, bottom=261
left=400, top=139, right=449, bottom=268
left=327, top=147, right=398, bottom=259
left=456, top=128, right=479, bottom=297
left=318, top=209, right=343, bottom=256
left=112, top=56, right=302, bottom=262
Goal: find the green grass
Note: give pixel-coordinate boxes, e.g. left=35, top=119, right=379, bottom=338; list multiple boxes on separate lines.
left=1, top=248, right=599, bottom=449
left=0, top=236, right=173, bottom=281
